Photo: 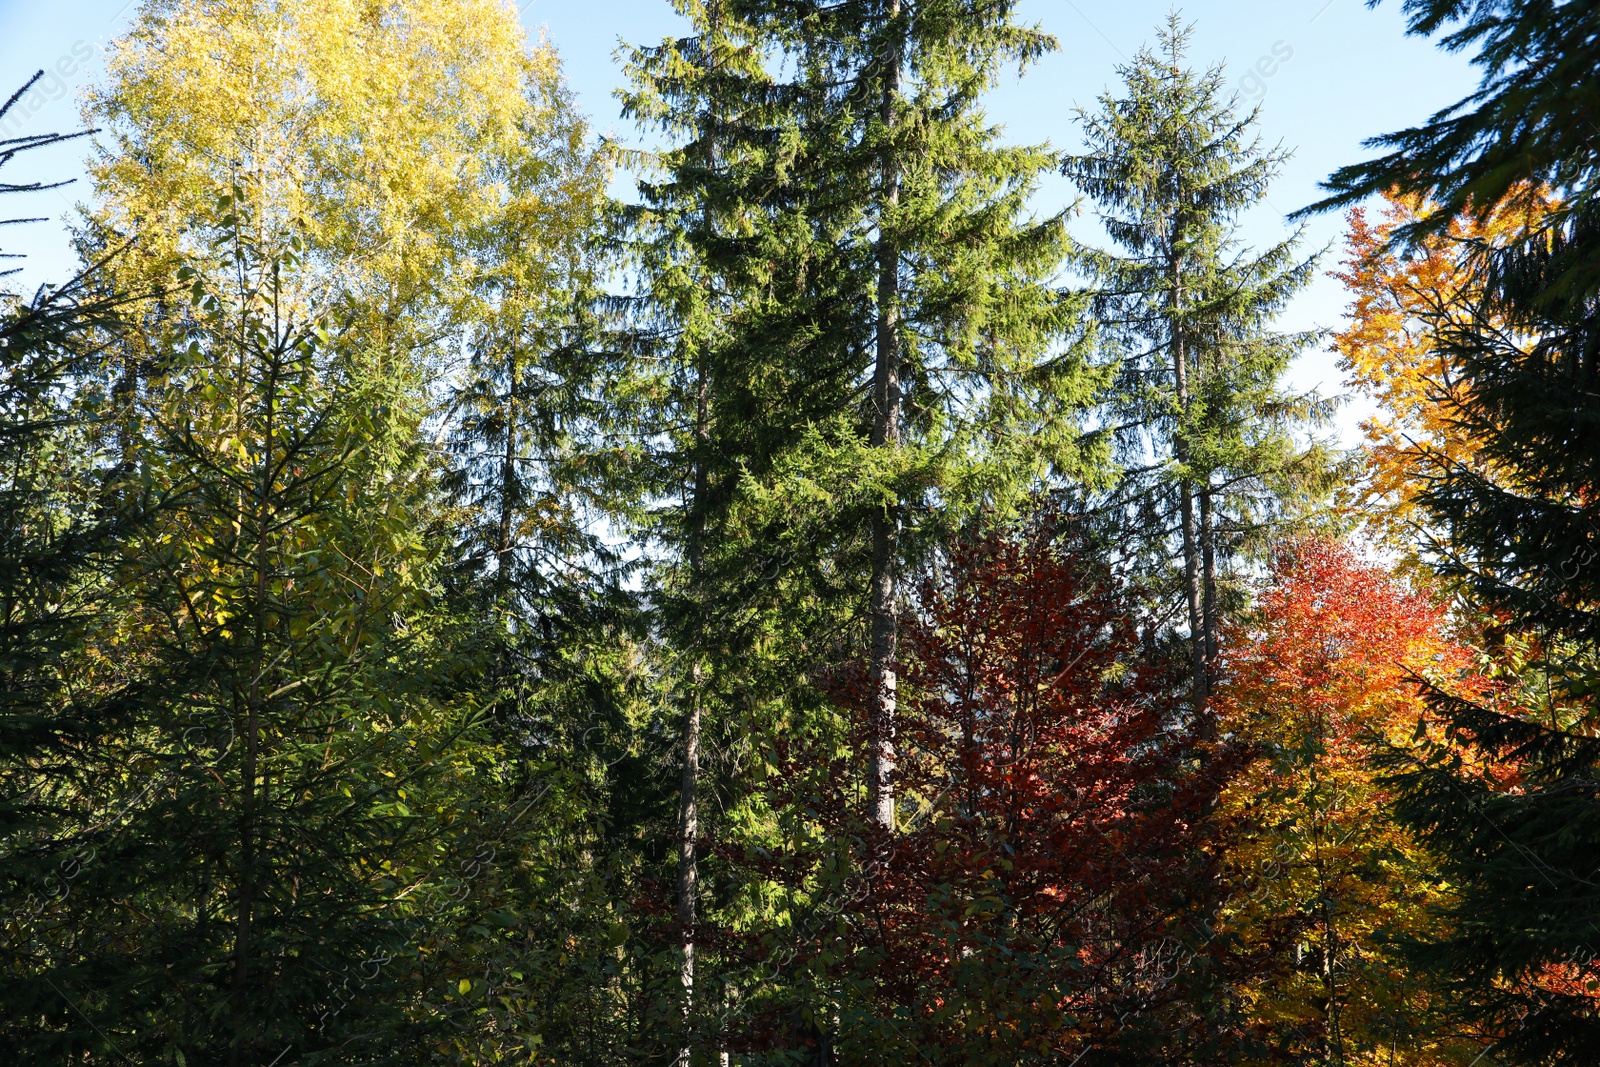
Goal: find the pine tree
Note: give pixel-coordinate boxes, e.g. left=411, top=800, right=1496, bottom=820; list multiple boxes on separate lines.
left=444, top=59, right=616, bottom=600
left=1371, top=199, right=1600, bottom=1067
left=71, top=5, right=665, bottom=1056
left=431, top=71, right=660, bottom=1066
left=1062, top=17, right=1335, bottom=707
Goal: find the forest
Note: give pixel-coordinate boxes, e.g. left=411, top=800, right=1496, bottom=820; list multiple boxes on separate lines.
left=1, top=0, right=1597, bottom=1063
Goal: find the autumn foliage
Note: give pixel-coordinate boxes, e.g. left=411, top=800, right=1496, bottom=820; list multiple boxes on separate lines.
left=796, top=526, right=1229, bottom=1064
left=1215, top=539, right=1484, bottom=1066
left=1332, top=188, right=1551, bottom=557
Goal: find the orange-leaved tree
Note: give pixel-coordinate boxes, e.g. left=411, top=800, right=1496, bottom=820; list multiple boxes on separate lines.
left=1215, top=539, right=1485, bottom=1066
left=1332, top=189, right=1550, bottom=562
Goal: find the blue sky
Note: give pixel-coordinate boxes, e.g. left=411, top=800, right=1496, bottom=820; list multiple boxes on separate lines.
left=1, top=0, right=1481, bottom=439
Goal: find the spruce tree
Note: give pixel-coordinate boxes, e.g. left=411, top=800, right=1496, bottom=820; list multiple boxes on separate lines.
left=1310, top=0, right=1600, bottom=293
left=1309, top=2, right=1600, bottom=1061
left=624, top=3, right=828, bottom=1055
left=1062, top=18, right=1334, bottom=706
left=626, top=0, right=1102, bottom=1058
left=0, top=91, right=150, bottom=1059
left=1, top=186, right=504, bottom=1063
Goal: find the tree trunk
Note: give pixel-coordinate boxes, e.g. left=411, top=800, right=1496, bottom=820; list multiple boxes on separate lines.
left=867, top=0, right=903, bottom=835
left=679, top=15, right=720, bottom=1049
left=1169, top=248, right=1207, bottom=708
left=1178, top=475, right=1206, bottom=704
left=1200, top=482, right=1217, bottom=693
left=676, top=287, right=712, bottom=1067
left=676, top=665, right=703, bottom=1067
left=497, top=376, right=517, bottom=592
left=232, top=330, right=279, bottom=1064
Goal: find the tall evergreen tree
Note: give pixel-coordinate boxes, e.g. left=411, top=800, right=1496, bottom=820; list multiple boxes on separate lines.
left=1309, top=2, right=1600, bottom=1062
left=62, top=5, right=668, bottom=1059
left=1062, top=18, right=1334, bottom=706
left=617, top=2, right=761, bottom=1049
left=626, top=0, right=1103, bottom=1058
left=0, top=87, right=150, bottom=1060
left=1311, top=0, right=1599, bottom=291
left=444, top=60, right=616, bottom=601
left=623, top=3, right=778, bottom=1057
left=2, top=186, right=490, bottom=1062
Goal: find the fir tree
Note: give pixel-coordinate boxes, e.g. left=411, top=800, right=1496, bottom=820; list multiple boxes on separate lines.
left=1, top=187, right=507, bottom=1063
left=1371, top=157, right=1600, bottom=1067
left=1310, top=0, right=1600, bottom=294
left=627, top=0, right=1103, bottom=1057
left=1062, top=17, right=1335, bottom=706
left=0, top=93, right=150, bottom=1058
left=1309, top=2, right=1600, bottom=1061
left=622, top=3, right=776, bottom=1057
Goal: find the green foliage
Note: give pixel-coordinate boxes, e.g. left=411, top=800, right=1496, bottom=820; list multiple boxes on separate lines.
left=1062, top=17, right=1338, bottom=695
left=18, top=1, right=1580, bottom=1062
left=1310, top=0, right=1600, bottom=292
left=1377, top=201, right=1600, bottom=1067
left=621, top=0, right=1109, bottom=1056
left=2, top=194, right=492, bottom=1063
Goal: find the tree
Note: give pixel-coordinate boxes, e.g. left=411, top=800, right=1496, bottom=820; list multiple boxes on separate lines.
left=1331, top=187, right=1550, bottom=561
left=1, top=2, right=650, bottom=1057
left=1, top=188, right=496, bottom=1062
left=621, top=4, right=775, bottom=1053
left=621, top=0, right=1103, bottom=1056
left=85, top=0, right=542, bottom=312
left=730, top=0, right=1100, bottom=830
left=1307, top=5, right=1600, bottom=1060
left=78, top=0, right=593, bottom=440
left=807, top=520, right=1227, bottom=1065
left=1367, top=216, right=1600, bottom=1063
left=1308, top=0, right=1600, bottom=295
left=1062, top=17, right=1336, bottom=710
left=0, top=87, right=151, bottom=1060
left=1387, top=680, right=1600, bottom=1067
left=443, top=53, right=617, bottom=599
left=1215, top=540, right=1480, bottom=1067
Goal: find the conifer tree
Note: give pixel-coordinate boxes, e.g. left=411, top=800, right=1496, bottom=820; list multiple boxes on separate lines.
left=790, top=0, right=1102, bottom=833
left=444, top=60, right=615, bottom=600
left=1308, top=2, right=1600, bottom=1061
left=626, top=0, right=1103, bottom=1058
left=0, top=95, right=150, bottom=1057
left=2, top=186, right=485, bottom=1062
left=622, top=4, right=765, bottom=1055
left=1062, top=18, right=1334, bottom=706
left=1, top=3, right=651, bottom=1058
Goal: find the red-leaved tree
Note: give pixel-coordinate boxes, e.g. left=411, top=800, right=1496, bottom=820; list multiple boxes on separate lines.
left=790, top=524, right=1236, bottom=1065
